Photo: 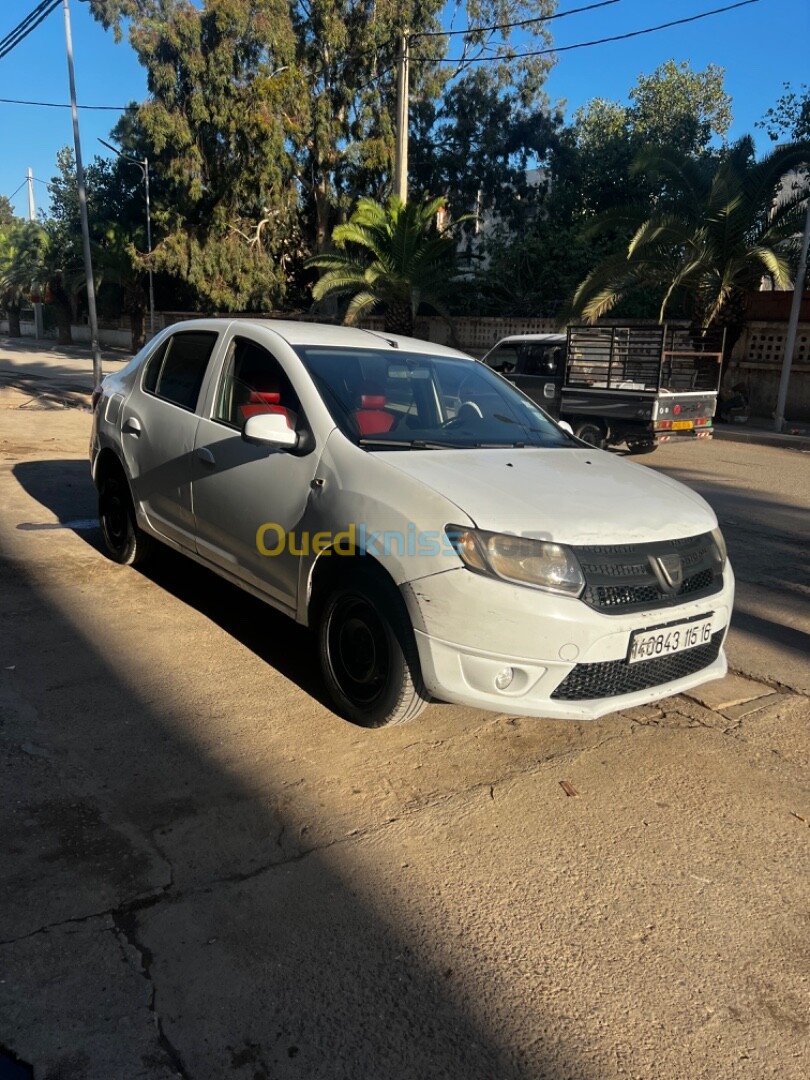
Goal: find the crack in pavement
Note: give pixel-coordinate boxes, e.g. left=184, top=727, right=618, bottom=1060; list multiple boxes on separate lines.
left=112, top=910, right=191, bottom=1080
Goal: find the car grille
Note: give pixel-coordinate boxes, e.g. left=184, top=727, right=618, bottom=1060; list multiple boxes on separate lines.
left=550, top=631, right=724, bottom=701
left=575, top=533, right=722, bottom=614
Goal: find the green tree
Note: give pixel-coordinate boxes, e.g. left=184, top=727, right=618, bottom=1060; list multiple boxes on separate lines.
left=628, top=59, right=732, bottom=156
left=470, top=60, right=735, bottom=320
left=42, top=147, right=94, bottom=345
left=0, top=221, right=48, bottom=338
left=305, top=195, right=469, bottom=335
left=569, top=138, right=810, bottom=349
left=758, top=83, right=810, bottom=143
left=89, top=0, right=301, bottom=310
left=88, top=1, right=560, bottom=310
left=411, top=74, right=561, bottom=229
left=0, top=195, right=16, bottom=227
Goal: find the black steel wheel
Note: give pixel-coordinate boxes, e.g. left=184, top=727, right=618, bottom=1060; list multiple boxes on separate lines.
left=573, top=420, right=606, bottom=449
left=318, top=565, right=428, bottom=727
left=99, top=473, right=154, bottom=566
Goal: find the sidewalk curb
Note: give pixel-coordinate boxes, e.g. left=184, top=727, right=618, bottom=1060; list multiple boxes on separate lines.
left=713, top=427, right=810, bottom=451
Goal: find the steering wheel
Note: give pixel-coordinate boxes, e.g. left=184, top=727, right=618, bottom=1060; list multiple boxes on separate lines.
left=441, top=401, right=484, bottom=429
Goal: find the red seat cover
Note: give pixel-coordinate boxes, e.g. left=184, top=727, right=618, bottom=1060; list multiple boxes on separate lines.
left=241, top=390, right=291, bottom=426
left=355, top=393, right=394, bottom=435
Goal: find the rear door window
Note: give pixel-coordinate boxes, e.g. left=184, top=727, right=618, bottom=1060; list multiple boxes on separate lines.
left=142, top=331, right=218, bottom=411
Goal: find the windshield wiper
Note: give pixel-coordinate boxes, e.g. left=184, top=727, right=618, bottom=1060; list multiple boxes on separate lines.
left=473, top=441, right=528, bottom=448
left=358, top=437, right=469, bottom=450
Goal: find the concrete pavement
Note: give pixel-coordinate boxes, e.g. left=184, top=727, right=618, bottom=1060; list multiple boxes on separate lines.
left=0, top=343, right=808, bottom=1080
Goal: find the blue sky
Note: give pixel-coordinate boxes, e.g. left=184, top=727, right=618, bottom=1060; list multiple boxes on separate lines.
left=1, top=0, right=807, bottom=217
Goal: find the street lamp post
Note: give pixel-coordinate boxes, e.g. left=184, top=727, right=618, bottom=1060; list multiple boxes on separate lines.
left=99, top=138, right=156, bottom=339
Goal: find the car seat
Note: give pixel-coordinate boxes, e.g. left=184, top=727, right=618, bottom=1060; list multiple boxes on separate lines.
left=240, top=390, right=293, bottom=428
left=354, top=391, right=395, bottom=435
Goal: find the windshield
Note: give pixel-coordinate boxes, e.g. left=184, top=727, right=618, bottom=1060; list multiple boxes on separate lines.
left=294, top=346, right=575, bottom=450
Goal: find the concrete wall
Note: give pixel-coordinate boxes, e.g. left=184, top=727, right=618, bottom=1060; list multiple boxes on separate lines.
left=0, top=319, right=132, bottom=350
left=356, top=315, right=560, bottom=357
left=725, top=319, right=810, bottom=421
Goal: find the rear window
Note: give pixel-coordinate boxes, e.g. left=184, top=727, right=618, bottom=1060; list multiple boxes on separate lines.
left=143, top=331, right=218, bottom=410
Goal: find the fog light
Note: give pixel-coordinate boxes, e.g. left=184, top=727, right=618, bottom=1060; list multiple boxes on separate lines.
left=494, top=667, right=514, bottom=690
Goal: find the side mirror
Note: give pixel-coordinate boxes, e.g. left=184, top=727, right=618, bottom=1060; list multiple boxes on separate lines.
left=558, top=420, right=574, bottom=436
left=243, top=412, right=299, bottom=450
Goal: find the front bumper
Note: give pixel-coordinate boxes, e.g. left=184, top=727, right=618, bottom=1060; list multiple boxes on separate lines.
left=402, top=564, right=734, bottom=720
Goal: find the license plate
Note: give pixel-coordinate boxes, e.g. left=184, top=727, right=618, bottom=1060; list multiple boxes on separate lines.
left=672, top=420, right=693, bottom=430
left=628, top=617, right=713, bottom=664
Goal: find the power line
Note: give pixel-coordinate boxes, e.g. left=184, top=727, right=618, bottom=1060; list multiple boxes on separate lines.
left=0, top=0, right=61, bottom=61
left=0, top=0, right=58, bottom=51
left=0, top=96, right=135, bottom=111
left=7, top=178, right=29, bottom=201
left=412, top=0, right=762, bottom=63
left=412, top=0, right=621, bottom=40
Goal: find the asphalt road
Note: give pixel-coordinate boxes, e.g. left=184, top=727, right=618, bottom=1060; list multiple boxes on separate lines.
left=0, top=346, right=808, bottom=1080
left=648, top=440, right=810, bottom=695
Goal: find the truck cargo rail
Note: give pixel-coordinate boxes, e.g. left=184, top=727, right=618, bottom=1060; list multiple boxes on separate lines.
left=566, top=325, right=724, bottom=393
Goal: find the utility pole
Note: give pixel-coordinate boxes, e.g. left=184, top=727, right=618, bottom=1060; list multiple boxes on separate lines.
left=394, top=32, right=410, bottom=203
left=26, top=168, right=35, bottom=222
left=63, top=0, right=103, bottom=386
left=774, top=197, right=810, bottom=432
left=27, top=168, right=45, bottom=340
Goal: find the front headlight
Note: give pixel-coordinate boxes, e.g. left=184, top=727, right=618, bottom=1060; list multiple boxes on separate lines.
left=446, top=526, right=585, bottom=596
left=711, top=526, right=728, bottom=568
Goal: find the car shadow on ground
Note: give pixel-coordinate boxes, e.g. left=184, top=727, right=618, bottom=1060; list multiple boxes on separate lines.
left=12, top=458, right=331, bottom=710
left=3, top=466, right=594, bottom=1080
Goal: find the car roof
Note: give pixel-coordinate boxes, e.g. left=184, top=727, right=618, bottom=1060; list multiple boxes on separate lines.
left=162, top=317, right=475, bottom=359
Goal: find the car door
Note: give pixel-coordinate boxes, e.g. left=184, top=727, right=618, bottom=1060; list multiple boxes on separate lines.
left=511, top=343, right=565, bottom=418
left=120, top=328, right=220, bottom=548
left=191, top=331, right=320, bottom=613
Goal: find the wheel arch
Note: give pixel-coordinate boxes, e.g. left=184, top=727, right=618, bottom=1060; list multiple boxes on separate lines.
left=306, top=546, right=401, bottom=628
left=92, top=446, right=129, bottom=490
left=570, top=415, right=609, bottom=438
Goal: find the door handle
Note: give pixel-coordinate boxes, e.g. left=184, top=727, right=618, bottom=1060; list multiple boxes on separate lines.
left=122, top=416, right=142, bottom=436
left=196, top=447, right=216, bottom=466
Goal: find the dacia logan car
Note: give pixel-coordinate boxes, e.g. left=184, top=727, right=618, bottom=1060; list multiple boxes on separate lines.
left=90, top=319, right=734, bottom=727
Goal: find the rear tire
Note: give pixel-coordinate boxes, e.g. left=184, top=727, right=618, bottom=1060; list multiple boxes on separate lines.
left=317, top=564, right=428, bottom=728
left=99, top=473, right=154, bottom=566
left=573, top=420, right=606, bottom=449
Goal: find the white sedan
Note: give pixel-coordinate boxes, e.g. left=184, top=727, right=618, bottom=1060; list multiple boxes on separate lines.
left=90, top=319, right=733, bottom=727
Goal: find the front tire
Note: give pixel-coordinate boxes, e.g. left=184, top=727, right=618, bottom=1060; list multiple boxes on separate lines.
left=317, top=566, right=428, bottom=728
left=99, top=473, right=154, bottom=566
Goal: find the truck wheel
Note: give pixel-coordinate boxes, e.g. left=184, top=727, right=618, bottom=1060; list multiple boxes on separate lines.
left=626, top=440, right=657, bottom=456
left=573, top=420, right=606, bottom=449
left=99, top=473, right=154, bottom=566
left=318, top=564, right=429, bottom=728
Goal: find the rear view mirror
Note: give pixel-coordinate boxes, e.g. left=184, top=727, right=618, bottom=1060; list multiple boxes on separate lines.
left=243, top=412, right=299, bottom=449
left=558, top=420, right=574, bottom=436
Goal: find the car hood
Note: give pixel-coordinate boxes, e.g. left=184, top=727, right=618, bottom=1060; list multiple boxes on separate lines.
left=375, top=447, right=716, bottom=545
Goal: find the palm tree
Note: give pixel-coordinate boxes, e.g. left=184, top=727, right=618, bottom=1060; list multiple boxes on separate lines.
left=305, top=195, right=470, bottom=335
left=0, top=222, right=48, bottom=338
left=569, top=138, right=810, bottom=346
